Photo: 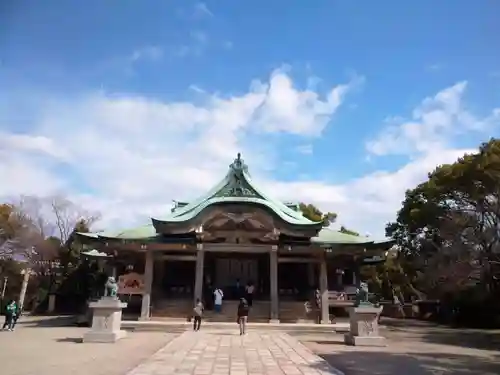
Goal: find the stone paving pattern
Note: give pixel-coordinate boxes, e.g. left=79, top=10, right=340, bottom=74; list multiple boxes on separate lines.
left=127, top=330, right=341, bottom=375
left=2, top=316, right=500, bottom=375
left=299, top=319, right=500, bottom=375
left=0, top=318, right=176, bottom=375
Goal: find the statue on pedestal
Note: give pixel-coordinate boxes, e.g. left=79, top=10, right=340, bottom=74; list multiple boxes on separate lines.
left=345, top=281, right=386, bottom=346
left=83, top=277, right=128, bottom=343
left=355, top=281, right=372, bottom=307
left=104, top=276, right=118, bottom=298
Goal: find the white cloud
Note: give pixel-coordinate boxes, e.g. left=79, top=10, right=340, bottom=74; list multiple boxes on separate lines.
left=260, top=147, right=472, bottom=234
left=366, top=82, right=500, bottom=156
left=174, top=31, right=209, bottom=57
left=193, top=2, right=214, bottom=18
left=296, top=144, right=313, bottom=155
left=0, top=70, right=495, bottom=238
left=130, top=46, right=163, bottom=62
left=426, top=63, right=444, bottom=72
left=189, top=84, right=206, bottom=94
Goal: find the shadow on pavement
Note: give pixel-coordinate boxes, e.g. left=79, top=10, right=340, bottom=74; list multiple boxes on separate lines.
left=419, top=330, right=500, bottom=351
left=56, top=337, right=83, bottom=343
left=316, top=351, right=500, bottom=375
left=17, top=316, right=77, bottom=327
left=381, top=318, right=500, bottom=351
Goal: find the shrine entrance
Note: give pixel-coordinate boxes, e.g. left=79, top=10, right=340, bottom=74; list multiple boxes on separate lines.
left=215, top=258, right=258, bottom=287
left=204, top=252, right=268, bottom=300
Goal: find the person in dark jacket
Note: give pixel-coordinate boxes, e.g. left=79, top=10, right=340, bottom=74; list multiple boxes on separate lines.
left=237, top=298, right=249, bottom=335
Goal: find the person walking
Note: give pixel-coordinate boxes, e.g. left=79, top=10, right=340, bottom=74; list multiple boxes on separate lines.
left=237, top=297, right=249, bottom=335
left=213, top=287, right=224, bottom=313
left=11, top=302, right=21, bottom=330
left=192, top=298, right=204, bottom=331
left=2, top=300, right=17, bottom=331
left=245, top=281, right=255, bottom=307
left=393, top=292, right=405, bottom=318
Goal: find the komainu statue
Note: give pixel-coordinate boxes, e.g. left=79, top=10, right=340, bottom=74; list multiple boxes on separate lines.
left=104, top=276, right=118, bottom=298
left=355, top=281, right=372, bottom=307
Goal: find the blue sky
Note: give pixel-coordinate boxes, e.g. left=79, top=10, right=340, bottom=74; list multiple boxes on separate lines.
left=1, top=0, right=499, bottom=237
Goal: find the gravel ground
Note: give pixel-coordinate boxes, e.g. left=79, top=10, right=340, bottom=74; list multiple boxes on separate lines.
left=0, top=317, right=176, bottom=375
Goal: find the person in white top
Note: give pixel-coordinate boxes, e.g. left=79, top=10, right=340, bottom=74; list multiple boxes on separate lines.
left=213, top=287, right=224, bottom=313
left=245, top=282, right=255, bottom=307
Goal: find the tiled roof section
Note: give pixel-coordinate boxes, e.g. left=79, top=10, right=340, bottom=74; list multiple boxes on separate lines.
left=77, top=224, right=157, bottom=240
left=312, top=228, right=394, bottom=246
left=312, top=228, right=373, bottom=245
left=77, top=225, right=394, bottom=247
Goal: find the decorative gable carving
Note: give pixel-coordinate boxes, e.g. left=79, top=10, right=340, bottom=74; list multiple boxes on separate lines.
left=213, top=153, right=260, bottom=198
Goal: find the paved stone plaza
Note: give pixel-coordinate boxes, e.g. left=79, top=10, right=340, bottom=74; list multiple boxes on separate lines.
left=127, top=330, right=340, bottom=375
left=300, top=319, right=500, bottom=375
left=1, top=317, right=500, bottom=375
left=0, top=317, right=176, bottom=375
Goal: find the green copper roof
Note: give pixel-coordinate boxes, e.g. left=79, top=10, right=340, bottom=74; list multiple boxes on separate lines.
left=312, top=228, right=372, bottom=245
left=78, top=224, right=157, bottom=240
left=312, top=228, right=394, bottom=247
left=76, top=154, right=396, bottom=247
left=152, top=153, right=321, bottom=227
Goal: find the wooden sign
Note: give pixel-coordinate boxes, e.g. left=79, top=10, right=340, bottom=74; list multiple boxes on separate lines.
left=118, top=272, right=145, bottom=295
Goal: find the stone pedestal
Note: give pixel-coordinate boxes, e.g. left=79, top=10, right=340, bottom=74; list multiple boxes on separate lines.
left=83, top=297, right=128, bottom=343
left=47, top=294, right=56, bottom=313
left=344, top=306, right=386, bottom=347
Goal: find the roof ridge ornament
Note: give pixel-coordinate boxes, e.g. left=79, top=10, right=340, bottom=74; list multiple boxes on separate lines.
left=224, top=153, right=253, bottom=197
left=230, top=152, right=249, bottom=175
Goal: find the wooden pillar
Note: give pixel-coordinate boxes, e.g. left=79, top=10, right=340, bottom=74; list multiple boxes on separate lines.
left=154, top=259, right=165, bottom=287
left=319, top=256, right=329, bottom=324
left=140, top=250, right=154, bottom=320
left=352, top=270, right=357, bottom=286
left=269, top=245, right=279, bottom=322
left=194, top=244, right=204, bottom=303
left=337, top=269, right=343, bottom=287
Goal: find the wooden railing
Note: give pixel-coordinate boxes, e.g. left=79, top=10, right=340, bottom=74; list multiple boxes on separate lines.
left=328, top=291, right=356, bottom=307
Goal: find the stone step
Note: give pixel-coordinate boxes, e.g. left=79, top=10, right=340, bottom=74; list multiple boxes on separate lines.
left=152, top=300, right=271, bottom=322
left=122, top=320, right=350, bottom=333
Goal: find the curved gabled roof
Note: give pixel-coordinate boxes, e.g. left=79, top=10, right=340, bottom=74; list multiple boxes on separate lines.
left=75, top=154, right=395, bottom=248
left=151, top=153, right=321, bottom=228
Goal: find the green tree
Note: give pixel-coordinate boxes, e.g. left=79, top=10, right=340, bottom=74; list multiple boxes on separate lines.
left=58, top=219, right=92, bottom=273
left=1, top=196, right=101, bottom=310
left=0, top=204, right=18, bottom=258
left=299, top=203, right=337, bottom=227
left=387, top=138, right=500, bottom=300
left=339, top=226, right=360, bottom=236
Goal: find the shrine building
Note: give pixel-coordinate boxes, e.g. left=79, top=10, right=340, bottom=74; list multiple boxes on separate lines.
left=77, top=154, right=392, bottom=324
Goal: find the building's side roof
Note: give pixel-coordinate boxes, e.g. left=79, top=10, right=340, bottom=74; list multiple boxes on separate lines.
left=76, top=225, right=394, bottom=249
left=312, top=228, right=372, bottom=245
left=312, top=228, right=394, bottom=247
left=152, top=153, right=321, bottom=227
left=77, top=224, right=157, bottom=241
